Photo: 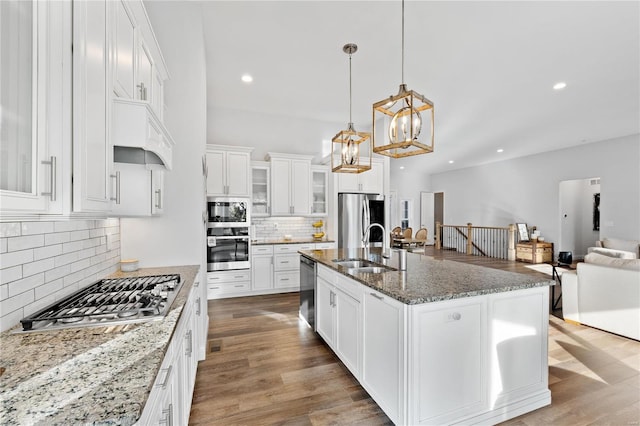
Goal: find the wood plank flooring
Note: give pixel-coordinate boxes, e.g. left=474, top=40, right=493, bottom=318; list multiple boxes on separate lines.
left=189, top=250, right=640, bottom=425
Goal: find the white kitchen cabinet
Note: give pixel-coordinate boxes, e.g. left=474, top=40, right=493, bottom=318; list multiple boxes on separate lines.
left=251, top=245, right=274, bottom=291
left=361, top=288, right=406, bottom=424
left=112, top=0, right=136, bottom=99
left=273, top=243, right=313, bottom=290
left=267, top=153, right=312, bottom=216
left=0, top=1, right=66, bottom=215
left=192, top=275, right=207, bottom=361
left=111, top=163, right=163, bottom=216
left=409, top=298, right=487, bottom=425
left=207, top=269, right=251, bottom=299
left=136, top=39, right=153, bottom=102
left=206, top=146, right=252, bottom=197
left=337, top=159, right=384, bottom=194
left=72, top=0, right=114, bottom=213
left=316, top=276, right=335, bottom=346
left=315, top=242, right=337, bottom=250
left=251, top=161, right=270, bottom=217
left=310, top=166, right=328, bottom=216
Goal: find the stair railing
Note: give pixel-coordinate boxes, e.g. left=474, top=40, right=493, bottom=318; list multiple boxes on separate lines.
left=435, top=222, right=516, bottom=260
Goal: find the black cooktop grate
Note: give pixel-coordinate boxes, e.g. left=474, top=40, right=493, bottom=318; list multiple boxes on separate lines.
left=20, top=274, right=181, bottom=331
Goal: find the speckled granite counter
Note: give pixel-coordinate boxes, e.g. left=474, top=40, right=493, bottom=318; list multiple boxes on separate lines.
left=0, top=265, right=199, bottom=426
left=299, top=248, right=554, bottom=304
left=251, top=238, right=335, bottom=245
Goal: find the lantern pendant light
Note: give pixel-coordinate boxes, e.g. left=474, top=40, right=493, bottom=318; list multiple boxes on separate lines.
left=372, top=0, right=434, bottom=158
left=331, top=43, right=372, bottom=173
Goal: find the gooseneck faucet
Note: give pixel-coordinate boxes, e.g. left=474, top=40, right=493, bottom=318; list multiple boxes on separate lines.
left=363, top=223, right=391, bottom=258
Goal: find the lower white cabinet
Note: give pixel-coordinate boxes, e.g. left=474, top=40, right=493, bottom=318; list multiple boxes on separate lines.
left=138, top=282, right=200, bottom=426
left=273, top=243, right=313, bottom=291
left=251, top=245, right=274, bottom=291
left=361, top=288, right=406, bottom=424
left=317, top=265, right=362, bottom=378
left=207, top=270, right=251, bottom=299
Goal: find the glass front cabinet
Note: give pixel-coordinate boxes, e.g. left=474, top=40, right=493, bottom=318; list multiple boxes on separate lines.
left=251, top=161, right=270, bottom=217
left=311, top=166, right=328, bottom=216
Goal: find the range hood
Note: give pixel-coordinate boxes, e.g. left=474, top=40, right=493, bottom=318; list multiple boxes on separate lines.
left=112, top=98, right=175, bottom=170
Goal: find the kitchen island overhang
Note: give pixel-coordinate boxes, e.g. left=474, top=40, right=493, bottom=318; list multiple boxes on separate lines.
left=300, top=248, right=554, bottom=425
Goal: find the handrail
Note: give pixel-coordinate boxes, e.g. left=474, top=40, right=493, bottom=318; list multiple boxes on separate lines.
left=436, top=222, right=516, bottom=260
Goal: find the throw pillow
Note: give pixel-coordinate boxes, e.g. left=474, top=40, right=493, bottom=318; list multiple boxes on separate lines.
left=601, top=238, right=640, bottom=255
left=589, top=247, right=637, bottom=259
left=585, top=252, right=640, bottom=271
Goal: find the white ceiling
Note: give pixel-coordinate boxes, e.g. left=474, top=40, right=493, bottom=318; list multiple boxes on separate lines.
left=200, top=1, right=639, bottom=174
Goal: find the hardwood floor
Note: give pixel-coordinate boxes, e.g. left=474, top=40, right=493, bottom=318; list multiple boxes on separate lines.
left=189, top=250, right=640, bottom=425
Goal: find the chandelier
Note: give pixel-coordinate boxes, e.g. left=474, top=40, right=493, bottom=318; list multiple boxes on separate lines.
left=331, top=43, right=372, bottom=173
left=372, top=0, right=434, bottom=158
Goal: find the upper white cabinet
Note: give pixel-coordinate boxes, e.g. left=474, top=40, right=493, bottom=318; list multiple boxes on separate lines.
left=337, top=159, right=384, bottom=194
left=310, top=166, right=328, bottom=216
left=206, top=145, right=252, bottom=197
left=72, top=0, right=114, bottom=213
left=0, top=1, right=66, bottom=215
left=267, top=153, right=312, bottom=216
left=111, top=163, right=164, bottom=216
left=111, top=0, right=167, bottom=119
left=251, top=161, right=270, bottom=217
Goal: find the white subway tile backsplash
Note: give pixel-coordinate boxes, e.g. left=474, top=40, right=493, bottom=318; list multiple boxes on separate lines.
left=45, top=264, right=71, bottom=283
left=7, top=234, right=44, bottom=252
left=0, top=218, right=121, bottom=332
left=0, top=266, right=22, bottom=285
left=8, top=273, right=45, bottom=298
left=0, top=223, right=21, bottom=238
left=44, top=232, right=71, bottom=245
left=33, top=244, right=63, bottom=261
left=21, top=221, right=55, bottom=235
left=1, top=249, right=35, bottom=269
left=23, top=258, right=55, bottom=278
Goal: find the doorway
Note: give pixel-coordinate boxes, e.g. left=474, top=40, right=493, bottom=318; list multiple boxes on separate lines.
left=559, top=178, right=600, bottom=259
left=420, top=192, right=444, bottom=240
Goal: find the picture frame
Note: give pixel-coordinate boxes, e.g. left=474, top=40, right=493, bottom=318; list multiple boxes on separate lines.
left=516, top=223, right=530, bottom=242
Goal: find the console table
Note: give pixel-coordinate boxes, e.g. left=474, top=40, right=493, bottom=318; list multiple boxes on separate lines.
left=516, top=241, right=554, bottom=264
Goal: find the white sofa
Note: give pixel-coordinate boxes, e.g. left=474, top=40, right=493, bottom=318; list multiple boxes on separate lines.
left=587, top=237, right=640, bottom=259
left=563, top=253, right=640, bottom=340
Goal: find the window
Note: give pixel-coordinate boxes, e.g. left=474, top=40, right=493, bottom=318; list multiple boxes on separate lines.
left=400, top=199, right=412, bottom=230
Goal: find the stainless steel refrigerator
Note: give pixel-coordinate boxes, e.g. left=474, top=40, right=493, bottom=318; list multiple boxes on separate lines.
left=338, top=193, right=385, bottom=248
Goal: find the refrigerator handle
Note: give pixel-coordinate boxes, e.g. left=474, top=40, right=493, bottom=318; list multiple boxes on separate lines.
left=363, top=199, right=371, bottom=241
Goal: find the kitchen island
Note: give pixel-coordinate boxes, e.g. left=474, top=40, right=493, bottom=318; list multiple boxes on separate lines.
left=299, top=248, right=555, bottom=425
left=0, top=265, right=201, bottom=426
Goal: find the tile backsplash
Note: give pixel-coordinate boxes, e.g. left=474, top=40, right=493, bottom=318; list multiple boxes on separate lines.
left=0, top=219, right=120, bottom=332
left=253, top=217, right=327, bottom=241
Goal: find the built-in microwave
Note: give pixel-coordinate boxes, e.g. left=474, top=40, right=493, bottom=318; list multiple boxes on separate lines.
left=207, top=227, right=250, bottom=271
left=207, top=197, right=250, bottom=227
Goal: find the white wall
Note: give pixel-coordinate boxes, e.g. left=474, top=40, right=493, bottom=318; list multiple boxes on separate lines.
left=389, top=156, right=433, bottom=230
left=426, top=134, right=639, bottom=255
left=208, top=106, right=344, bottom=161
left=120, top=1, right=206, bottom=268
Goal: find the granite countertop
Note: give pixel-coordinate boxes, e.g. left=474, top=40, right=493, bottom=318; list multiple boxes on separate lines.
left=0, top=265, right=200, bottom=426
left=251, top=238, right=335, bottom=245
left=299, top=248, right=554, bottom=305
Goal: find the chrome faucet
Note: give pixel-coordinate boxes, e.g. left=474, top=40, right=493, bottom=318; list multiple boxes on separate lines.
left=363, top=223, right=391, bottom=258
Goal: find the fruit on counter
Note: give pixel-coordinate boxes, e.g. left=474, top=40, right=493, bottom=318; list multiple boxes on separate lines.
left=312, top=220, right=324, bottom=228
left=312, top=232, right=325, bottom=238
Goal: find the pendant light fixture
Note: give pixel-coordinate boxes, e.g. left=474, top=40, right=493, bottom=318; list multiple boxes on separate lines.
left=332, top=43, right=372, bottom=173
left=372, top=0, right=434, bottom=158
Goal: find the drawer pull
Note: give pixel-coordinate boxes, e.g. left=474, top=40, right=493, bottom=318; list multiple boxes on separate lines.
left=281, top=261, right=289, bottom=264
left=281, top=278, right=289, bottom=281
left=234, top=275, right=245, bottom=279
left=370, top=292, right=384, bottom=300
left=156, top=365, right=172, bottom=388
left=234, top=284, right=244, bottom=288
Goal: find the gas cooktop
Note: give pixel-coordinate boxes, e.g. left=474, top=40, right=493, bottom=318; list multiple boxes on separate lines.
left=18, top=274, right=182, bottom=332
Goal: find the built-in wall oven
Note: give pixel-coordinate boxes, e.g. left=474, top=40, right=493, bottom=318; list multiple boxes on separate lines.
left=207, top=198, right=250, bottom=271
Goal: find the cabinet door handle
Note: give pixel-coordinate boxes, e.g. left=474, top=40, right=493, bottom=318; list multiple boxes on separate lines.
left=156, top=365, right=172, bottom=388
left=159, top=403, right=173, bottom=426
left=137, top=82, right=147, bottom=100
left=370, top=292, right=384, bottom=301
left=195, top=297, right=201, bottom=315
left=40, top=156, right=57, bottom=201
left=185, top=329, right=193, bottom=356
left=155, top=189, right=162, bottom=209
left=110, top=171, right=121, bottom=204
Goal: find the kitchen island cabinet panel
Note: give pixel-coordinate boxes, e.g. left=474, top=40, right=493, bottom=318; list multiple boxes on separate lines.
left=362, top=288, right=406, bottom=425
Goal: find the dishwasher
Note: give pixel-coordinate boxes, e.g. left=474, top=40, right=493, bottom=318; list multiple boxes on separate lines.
left=299, top=255, right=316, bottom=330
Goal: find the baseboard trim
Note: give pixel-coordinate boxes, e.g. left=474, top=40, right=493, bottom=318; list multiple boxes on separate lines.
left=564, top=319, right=581, bottom=326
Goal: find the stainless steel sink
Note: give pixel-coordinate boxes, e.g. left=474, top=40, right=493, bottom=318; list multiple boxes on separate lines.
left=347, top=266, right=392, bottom=274
left=333, top=259, right=378, bottom=269
left=333, top=258, right=395, bottom=274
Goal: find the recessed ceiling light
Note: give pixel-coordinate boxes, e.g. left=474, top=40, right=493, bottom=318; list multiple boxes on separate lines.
left=553, top=82, right=567, bottom=90
left=241, top=74, right=253, bottom=83
left=448, top=160, right=454, bottom=164
left=497, top=148, right=504, bottom=153
left=399, top=166, right=405, bottom=170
